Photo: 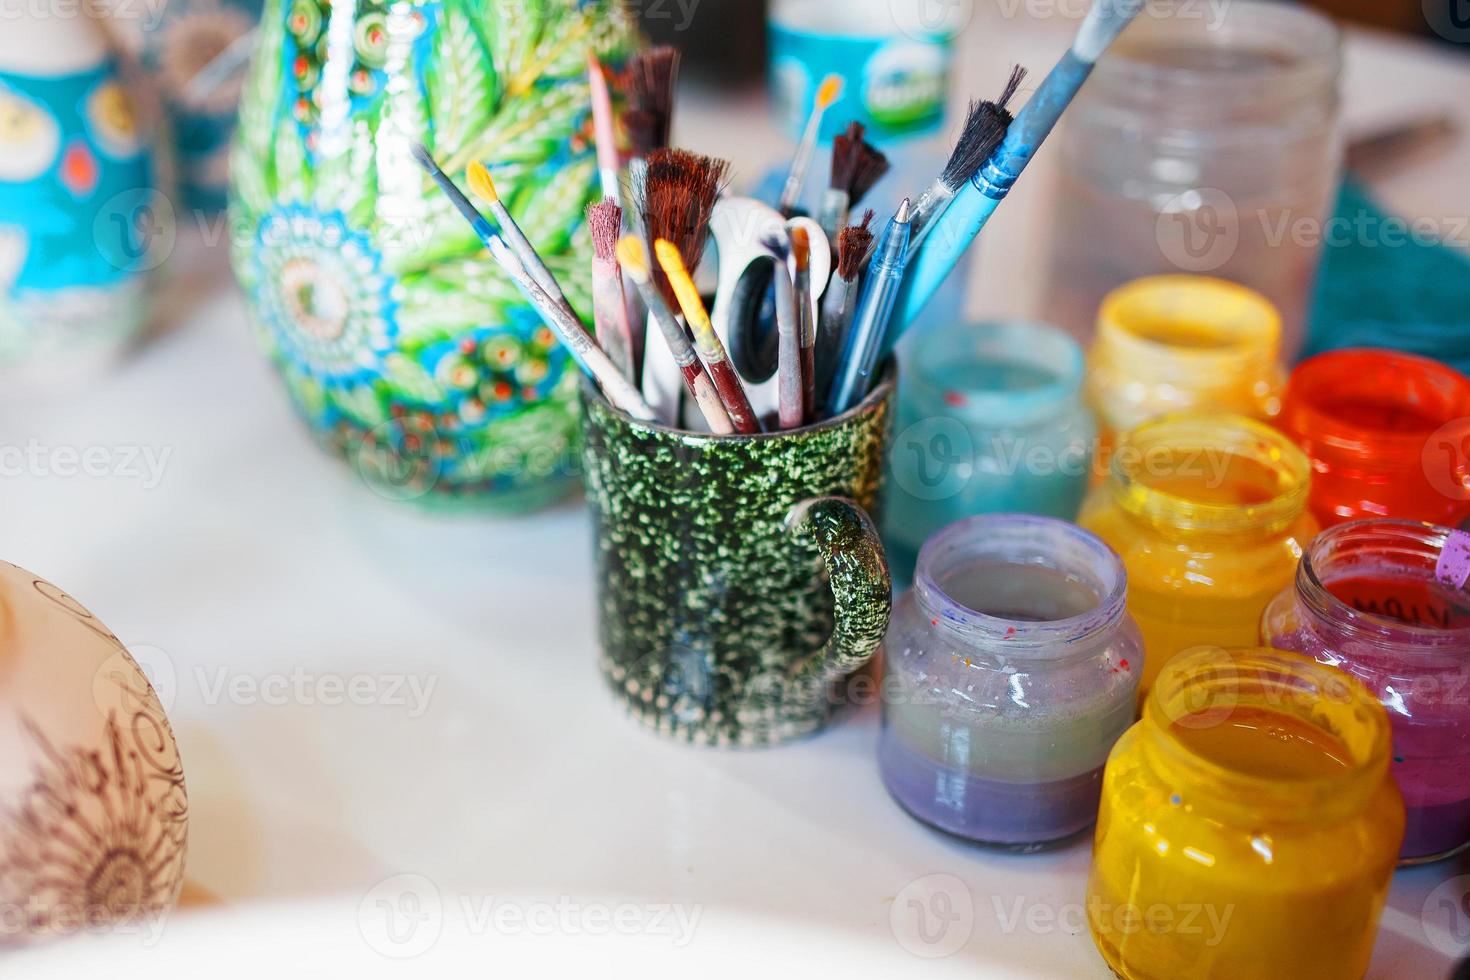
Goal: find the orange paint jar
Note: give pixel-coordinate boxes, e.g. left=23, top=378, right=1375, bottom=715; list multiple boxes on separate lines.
left=1280, top=348, right=1470, bottom=527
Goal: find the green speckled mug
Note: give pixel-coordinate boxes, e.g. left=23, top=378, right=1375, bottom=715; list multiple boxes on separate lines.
left=580, top=368, right=895, bottom=746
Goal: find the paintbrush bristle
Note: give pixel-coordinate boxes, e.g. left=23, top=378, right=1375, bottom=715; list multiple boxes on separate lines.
left=587, top=200, right=623, bottom=262
left=623, top=110, right=660, bottom=160
left=830, top=121, right=891, bottom=204
left=616, top=235, right=651, bottom=280
left=625, top=46, right=680, bottom=155
left=409, top=141, right=438, bottom=174
left=762, top=232, right=790, bottom=263
left=466, top=161, right=499, bottom=204
left=790, top=226, right=810, bottom=271
left=836, top=211, right=875, bottom=281
left=815, top=74, right=844, bottom=110
left=639, top=147, right=730, bottom=303
left=940, top=64, right=1029, bottom=191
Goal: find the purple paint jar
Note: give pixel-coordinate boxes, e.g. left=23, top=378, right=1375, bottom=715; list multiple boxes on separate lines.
left=879, top=515, right=1143, bottom=848
left=1262, top=519, right=1470, bottom=863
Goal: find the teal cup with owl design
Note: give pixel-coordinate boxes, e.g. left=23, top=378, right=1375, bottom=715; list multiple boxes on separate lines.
left=0, top=19, right=157, bottom=378
left=580, top=367, right=896, bottom=747
left=229, top=0, right=633, bottom=510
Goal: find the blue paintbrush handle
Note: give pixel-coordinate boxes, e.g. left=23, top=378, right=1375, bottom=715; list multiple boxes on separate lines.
left=888, top=0, right=1144, bottom=338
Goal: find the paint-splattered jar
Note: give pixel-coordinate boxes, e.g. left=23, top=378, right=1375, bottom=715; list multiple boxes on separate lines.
left=1084, top=276, right=1284, bottom=451
left=1079, top=414, right=1317, bottom=698
left=1262, top=519, right=1470, bottom=863
left=1280, top=348, right=1470, bottom=528
left=879, top=514, right=1142, bottom=847
left=1087, top=647, right=1403, bottom=980
left=884, top=319, right=1095, bottom=582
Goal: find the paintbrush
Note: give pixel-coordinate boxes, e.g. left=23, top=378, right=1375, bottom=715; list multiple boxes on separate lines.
left=815, top=211, right=875, bottom=406
left=763, top=231, right=804, bottom=430
left=654, top=238, right=761, bottom=434
left=779, top=74, right=844, bottom=218
left=908, top=66, right=1027, bottom=243
left=587, top=200, right=635, bottom=378
left=790, top=226, right=817, bottom=424
left=410, top=144, right=654, bottom=421
left=892, top=0, right=1145, bottom=334
left=817, top=122, right=889, bottom=242
left=636, top=148, right=730, bottom=422
left=828, top=198, right=912, bottom=416
left=637, top=147, right=729, bottom=310
left=617, top=235, right=734, bottom=435
left=586, top=52, right=623, bottom=204
left=465, top=160, right=578, bottom=322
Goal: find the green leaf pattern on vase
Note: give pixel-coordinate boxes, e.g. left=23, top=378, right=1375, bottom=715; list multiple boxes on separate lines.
left=229, top=0, right=633, bottom=509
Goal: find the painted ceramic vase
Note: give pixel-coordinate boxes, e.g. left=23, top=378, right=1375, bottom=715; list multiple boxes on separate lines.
left=0, top=560, right=188, bottom=946
left=580, top=370, right=895, bottom=747
left=0, top=19, right=156, bottom=378
left=229, top=0, right=632, bottom=509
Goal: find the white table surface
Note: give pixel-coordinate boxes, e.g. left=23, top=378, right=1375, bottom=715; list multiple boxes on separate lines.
left=4, top=9, right=1470, bottom=978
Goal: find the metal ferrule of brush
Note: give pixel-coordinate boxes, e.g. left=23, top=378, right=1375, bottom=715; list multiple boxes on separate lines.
left=817, top=188, right=850, bottom=239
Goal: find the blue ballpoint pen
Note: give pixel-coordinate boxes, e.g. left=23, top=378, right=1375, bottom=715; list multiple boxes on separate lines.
left=828, top=199, right=913, bottom=416
left=886, top=0, right=1146, bottom=343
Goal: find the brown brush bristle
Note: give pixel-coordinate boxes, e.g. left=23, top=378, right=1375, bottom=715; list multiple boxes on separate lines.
left=830, top=122, right=891, bottom=206
left=624, top=46, right=680, bottom=154
left=940, top=64, right=1028, bottom=191
left=624, top=109, right=659, bottom=159
left=639, top=148, right=729, bottom=304
left=587, top=200, right=623, bottom=262
left=790, top=226, right=810, bottom=270
left=836, top=211, right=875, bottom=281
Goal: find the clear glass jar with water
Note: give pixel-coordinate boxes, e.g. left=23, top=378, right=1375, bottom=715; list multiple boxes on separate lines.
left=1041, top=1, right=1342, bottom=359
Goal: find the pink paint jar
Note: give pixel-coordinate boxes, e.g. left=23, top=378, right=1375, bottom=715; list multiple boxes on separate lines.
left=1262, top=519, right=1470, bottom=863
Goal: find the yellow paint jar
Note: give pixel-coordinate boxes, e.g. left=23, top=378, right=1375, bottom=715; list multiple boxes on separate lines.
left=1086, top=276, right=1285, bottom=449
left=1087, top=647, right=1404, bottom=979
left=1078, top=414, right=1316, bottom=696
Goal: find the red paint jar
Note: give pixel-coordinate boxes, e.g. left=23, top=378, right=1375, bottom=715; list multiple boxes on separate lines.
left=1281, top=349, right=1470, bottom=527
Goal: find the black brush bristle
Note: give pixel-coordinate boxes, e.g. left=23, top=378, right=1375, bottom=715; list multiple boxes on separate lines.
left=940, top=64, right=1028, bottom=191
left=761, top=232, right=790, bottom=263
left=830, top=122, right=891, bottom=207
left=836, top=210, right=875, bottom=281
left=639, top=147, right=730, bottom=305
left=625, top=46, right=680, bottom=154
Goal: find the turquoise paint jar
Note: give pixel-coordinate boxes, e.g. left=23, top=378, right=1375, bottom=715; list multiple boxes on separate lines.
left=884, top=321, right=1095, bottom=581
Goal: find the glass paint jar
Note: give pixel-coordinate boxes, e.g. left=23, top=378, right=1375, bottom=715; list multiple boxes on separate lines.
left=879, top=514, right=1142, bottom=848
left=1262, top=519, right=1470, bottom=863
left=1042, top=1, right=1341, bottom=358
left=1079, top=414, right=1316, bottom=697
left=1087, top=646, right=1404, bottom=980
left=884, top=320, right=1095, bottom=582
left=1084, top=276, right=1284, bottom=452
left=1280, top=348, right=1470, bottom=528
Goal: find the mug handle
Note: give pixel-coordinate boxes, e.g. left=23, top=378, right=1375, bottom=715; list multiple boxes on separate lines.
left=785, top=496, right=892, bottom=683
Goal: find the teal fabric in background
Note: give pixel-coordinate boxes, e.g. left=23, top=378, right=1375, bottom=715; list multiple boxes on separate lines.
left=1305, top=180, right=1470, bottom=369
